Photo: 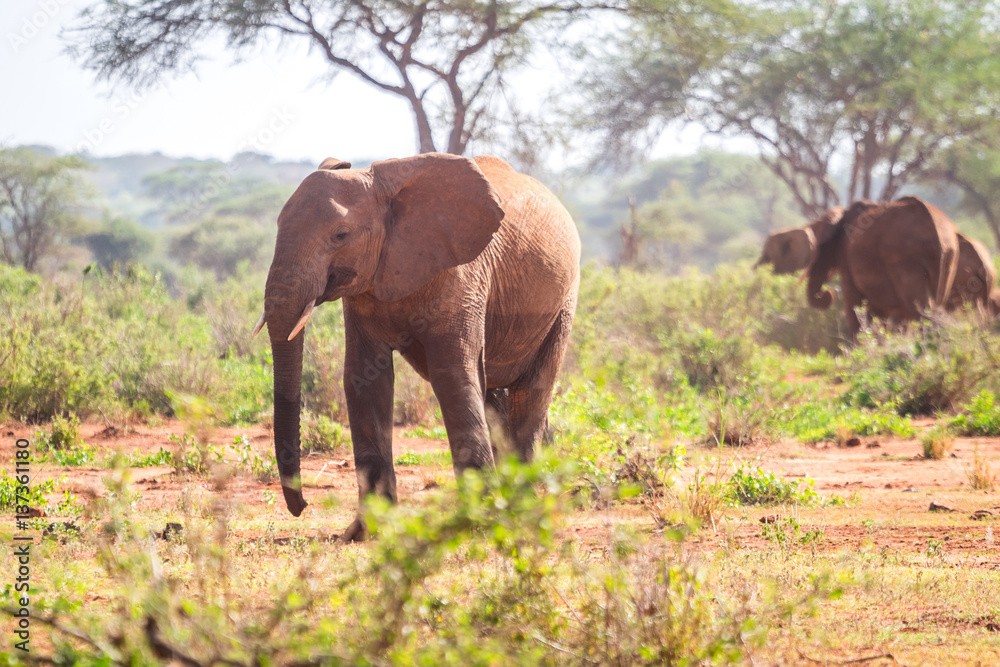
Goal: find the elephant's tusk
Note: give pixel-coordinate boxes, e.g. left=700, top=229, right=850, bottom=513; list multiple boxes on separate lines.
left=287, top=299, right=316, bottom=341
left=251, top=312, right=267, bottom=338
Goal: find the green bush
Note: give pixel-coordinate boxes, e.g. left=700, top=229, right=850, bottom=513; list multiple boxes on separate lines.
left=0, top=471, right=55, bottom=510
left=952, top=391, right=1000, bottom=436
left=232, top=434, right=278, bottom=483
left=841, top=320, right=1000, bottom=415
left=782, top=402, right=914, bottom=443
left=727, top=462, right=819, bottom=506
left=920, top=423, right=954, bottom=459
left=0, top=263, right=273, bottom=423
left=302, top=413, right=348, bottom=454
left=300, top=300, right=348, bottom=423
left=394, top=450, right=452, bottom=466
left=37, top=413, right=82, bottom=450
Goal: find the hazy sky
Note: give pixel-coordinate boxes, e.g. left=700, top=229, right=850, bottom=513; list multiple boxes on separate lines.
left=1, top=0, right=423, bottom=163
left=1, top=0, right=717, bottom=165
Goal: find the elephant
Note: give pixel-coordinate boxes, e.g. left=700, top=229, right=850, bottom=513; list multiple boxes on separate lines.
left=945, top=233, right=996, bottom=314
left=755, top=227, right=815, bottom=274
left=755, top=208, right=842, bottom=275
left=253, top=153, right=581, bottom=540
left=806, top=196, right=959, bottom=338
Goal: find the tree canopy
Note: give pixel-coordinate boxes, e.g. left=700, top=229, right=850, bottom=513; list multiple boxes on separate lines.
left=84, top=216, right=154, bottom=268
left=0, top=148, right=91, bottom=271
left=585, top=0, right=1000, bottom=217
left=926, top=134, right=1000, bottom=251
left=67, top=0, right=611, bottom=156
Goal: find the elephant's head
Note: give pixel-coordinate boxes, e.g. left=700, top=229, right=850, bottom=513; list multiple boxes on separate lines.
left=804, top=203, right=877, bottom=309
left=755, top=227, right=816, bottom=275
left=254, top=153, right=505, bottom=516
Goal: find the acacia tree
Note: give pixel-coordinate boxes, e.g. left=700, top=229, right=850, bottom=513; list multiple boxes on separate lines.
left=66, top=0, right=606, bottom=155
left=925, top=137, right=1000, bottom=251
left=586, top=0, right=1000, bottom=217
left=0, top=149, right=90, bottom=272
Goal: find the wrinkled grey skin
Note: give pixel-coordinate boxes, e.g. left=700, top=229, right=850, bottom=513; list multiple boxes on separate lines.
left=258, top=153, right=581, bottom=541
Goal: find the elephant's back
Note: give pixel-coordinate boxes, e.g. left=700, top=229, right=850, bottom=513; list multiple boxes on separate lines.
left=857, top=197, right=955, bottom=264
left=473, top=156, right=581, bottom=384
left=475, top=156, right=581, bottom=256
left=851, top=197, right=959, bottom=308
left=475, top=155, right=581, bottom=286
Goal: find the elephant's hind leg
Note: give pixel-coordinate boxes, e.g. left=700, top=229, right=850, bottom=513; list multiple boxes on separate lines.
left=506, top=305, right=575, bottom=461
left=886, top=265, right=936, bottom=323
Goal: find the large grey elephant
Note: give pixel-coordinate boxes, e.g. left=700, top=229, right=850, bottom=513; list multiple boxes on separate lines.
left=253, top=153, right=581, bottom=540
left=756, top=208, right=842, bottom=274
left=806, top=197, right=959, bottom=338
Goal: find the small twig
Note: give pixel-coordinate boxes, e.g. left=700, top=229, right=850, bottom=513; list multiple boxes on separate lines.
left=1, top=607, right=124, bottom=663
left=531, top=632, right=579, bottom=657
left=797, top=648, right=896, bottom=665
left=97, top=405, right=114, bottom=430
left=311, top=462, right=329, bottom=485
left=145, top=616, right=209, bottom=667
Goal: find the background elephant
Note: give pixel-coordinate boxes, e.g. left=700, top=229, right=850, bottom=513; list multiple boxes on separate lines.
left=755, top=227, right=815, bottom=274
left=806, top=196, right=959, bottom=338
left=255, top=153, right=581, bottom=540
left=946, top=233, right=996, bottom=313
left=755, top=208, right=842, bottom=274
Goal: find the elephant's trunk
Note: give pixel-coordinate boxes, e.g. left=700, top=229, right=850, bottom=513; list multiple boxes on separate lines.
left=264, top=269, right=311, bottom=516
left=271, top=330, right=307, bottom=516
left=806, top=241, right=838, bottom=310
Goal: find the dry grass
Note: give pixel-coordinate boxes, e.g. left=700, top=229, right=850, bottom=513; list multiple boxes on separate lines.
left=920, top=424, right=954, bottom=459
left=684, top=468, right=726, bottom=525
left=967, top=445, right=995, bottom=491
left=835, top=423, right=855, bottom=447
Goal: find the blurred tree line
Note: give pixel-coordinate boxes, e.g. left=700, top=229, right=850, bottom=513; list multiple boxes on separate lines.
left=0, top=148, right=308, bottom=281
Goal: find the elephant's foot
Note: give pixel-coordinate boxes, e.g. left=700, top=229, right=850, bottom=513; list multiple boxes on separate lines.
left=340, top=517, right=368, bottom=543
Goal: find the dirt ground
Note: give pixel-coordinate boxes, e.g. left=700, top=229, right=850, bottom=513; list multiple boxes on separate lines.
left=6, top=419, right=1000, bottom=560
left=7, top=419, right=1000, bottom=664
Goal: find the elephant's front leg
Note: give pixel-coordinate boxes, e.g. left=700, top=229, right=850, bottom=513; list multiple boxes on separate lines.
left=342, top=323, right=396, bottom=542
left=426, top=343, right=494, bottom=474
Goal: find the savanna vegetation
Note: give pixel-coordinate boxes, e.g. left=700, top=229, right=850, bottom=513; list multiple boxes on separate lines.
left=5, top=0, right=1000, bottom=663
left=5, top=253, right=1000, bottom=662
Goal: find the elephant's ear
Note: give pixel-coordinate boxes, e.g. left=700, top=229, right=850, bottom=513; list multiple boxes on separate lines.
left=810, top=207, right=845, bottom=246
left=371, top=153, right=505, bottom=302
left=318, top=158, right=351, bottom=170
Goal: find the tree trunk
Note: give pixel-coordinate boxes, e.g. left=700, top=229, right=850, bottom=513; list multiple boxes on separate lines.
left=408, top=95, right=438, bottom=154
